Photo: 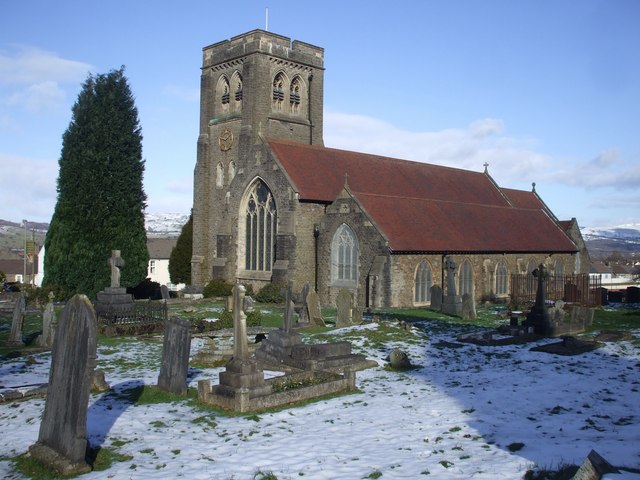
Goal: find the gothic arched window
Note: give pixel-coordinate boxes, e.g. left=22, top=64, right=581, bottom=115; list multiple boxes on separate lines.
left=290, top=76, right=302, bottom=114
left=272, top=72, right=286, bottom=111
left=216, top=75, right=230, bottom=114
left=554, top=260, right=564, bottom=277
left=527, top=258, right=538, bottom=274
left=231, top=71, right=243, bottom=112
left=459, top=259, right=474, bottom=296
left=495, top=260, right=508, bottom=296
left=414, top=261, right=433, bottom=305
left=331, top=224, right=358, bottom=286
left=244, top=180, right=277, bottom=272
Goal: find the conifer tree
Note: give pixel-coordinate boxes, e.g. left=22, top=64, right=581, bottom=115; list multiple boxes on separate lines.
left=43, top=67, right=148, bottom=298
left=169, top=212, right=192, bottom=285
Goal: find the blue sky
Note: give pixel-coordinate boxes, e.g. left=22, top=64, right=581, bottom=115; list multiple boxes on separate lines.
left=1, top=0, right=639, bottom=228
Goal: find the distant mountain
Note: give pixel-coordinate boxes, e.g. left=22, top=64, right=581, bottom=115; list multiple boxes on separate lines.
left=581, top=224, right=640, bottom=259
left=145, top=212, right=189, bottom=237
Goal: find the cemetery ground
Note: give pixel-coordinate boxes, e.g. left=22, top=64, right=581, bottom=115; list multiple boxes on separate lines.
left=0, top=299, right=639, bottom=480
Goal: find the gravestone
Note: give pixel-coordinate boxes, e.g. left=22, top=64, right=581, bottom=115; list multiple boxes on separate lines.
left=461, top=293, right=476, bottom=320
left=307, top=289, right=325, bottom=326
left=352, top=295, right=363, bottom=324
left=595, top=287, right=608, bottom=306
left=157, top=317, right=192, bottom=396
left=36, top=291, right=57, bottom=348
left=571, top=449, right=618, bottom=480
left=218, top=285, right=264, bottom=391
left=441, top=257, right=463, bottom=316
left=388, top=349, right=412, bottom=369
left=160, top=284, right=170, bottom=301
left=29, top=295, right=97, bottom=475
left=336, top=289, right=352, bottom=327
left=6, top=293, right=26, bottom=347
left=243, top=295, right=255, bottom=312
left=94, top=250, right=135, bottom=319
left=430, top=285, right=443, bottom=310
left=523, top=264, right=552, bottom=335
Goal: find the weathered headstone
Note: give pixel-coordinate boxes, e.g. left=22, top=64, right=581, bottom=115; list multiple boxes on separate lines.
left=36, top=291, right=56, bottom=348
left=430, top=285, right=443, bottom=310
left=523, top=264, right=552, bottom=335
left=7, top=292, right=26, bottom=347
left=157, top=317, right=192, bottom=396
left=29, top=295, right=97, bottom=475
left=571, top=449, right=618, bottom=480
left=336, top=289, right=352, bottom=328
left=243, top=295, right=255, bottom=312
left=92, top=369, right=110, bottom=393
left=307, top=289, right=325, bottom=326
left=388, top=349, right=412, bottom=369
left=160, top=284, right=170, bottom=301
left=352, top=294, right=363, bottom=324
left=461, top=293, right=476, bottom=320
left=441, top=257, right=463, bottom=316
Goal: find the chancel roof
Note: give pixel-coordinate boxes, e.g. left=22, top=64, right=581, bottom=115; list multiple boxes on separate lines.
left=267, top=138, right=578, bottom=254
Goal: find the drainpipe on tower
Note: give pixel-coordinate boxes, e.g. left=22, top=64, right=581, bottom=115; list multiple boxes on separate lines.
left=314, top=224, right=320, bottom=292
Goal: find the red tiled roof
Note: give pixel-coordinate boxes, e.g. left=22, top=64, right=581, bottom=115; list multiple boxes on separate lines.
left=266, top=138, right=578, bottom=254
left=269, top=139, right=509, bottom=206
left=500, top=188, right=544, bottom=210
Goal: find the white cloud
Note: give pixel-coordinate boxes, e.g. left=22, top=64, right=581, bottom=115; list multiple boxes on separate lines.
left=7, top=81, right=65, bottom=111
left=0, top=45, right=93, bottom=85
left=0, top=154, right=58, bottom=222
left=324, top=111, right=639, bottom=194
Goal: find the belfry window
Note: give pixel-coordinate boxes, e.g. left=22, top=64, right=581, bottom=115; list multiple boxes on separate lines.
left=244, top=180, right=277, bottom=272
left=272, top=73, right=285, bottom=111
left=221, top=83, right=230, bottom=105
left=331, top=224, right=358, bottom=286
left=290, top=77, right=301, bottom=114
left=414, top=261, right=433, bottom=304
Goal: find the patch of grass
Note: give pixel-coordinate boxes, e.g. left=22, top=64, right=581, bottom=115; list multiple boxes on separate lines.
left=253, top=470, right=279, bottom=480
left=590, top=307, right=640, bottom=331
left=13, top=453, right=63, bottom=480
left=507, top=442, right=525, bottom=452
left=92, top=447, right=134, bottom=471
left=439, top=460, right=454, bottom=469
left=365, top=469, right=383, bottom=479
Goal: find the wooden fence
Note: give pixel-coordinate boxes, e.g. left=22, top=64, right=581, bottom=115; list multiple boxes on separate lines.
left=510, top=273, right=602, bottom=307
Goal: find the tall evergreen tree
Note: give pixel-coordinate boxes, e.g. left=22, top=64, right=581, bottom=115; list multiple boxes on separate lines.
left=43, top=67, right=148, bottom=298
left=169, top=212, right=192, bottom=285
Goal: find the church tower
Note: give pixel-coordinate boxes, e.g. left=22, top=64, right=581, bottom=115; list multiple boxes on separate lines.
left=192, top=30, right=325, bottom=288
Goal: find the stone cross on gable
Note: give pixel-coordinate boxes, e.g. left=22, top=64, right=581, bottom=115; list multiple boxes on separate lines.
left=108, top=250, right=125, bottom=288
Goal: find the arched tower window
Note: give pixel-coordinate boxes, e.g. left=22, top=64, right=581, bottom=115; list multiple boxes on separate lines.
left=289, top=76, right=304, bottom=115
left=495, top=260, right=508, bottom=296
left=231, top=71, right=242, bottom=112
left=272, top=72, right=287, bottom=112
left=414, top=260, right=433, bottom=305
left=216, top=75, right=230, bottom=114
left=244, top=180, right=277, bottom=272
left=216, top=162, right=224, bottom=188
left=331, top=224, right=358, bottom=287
left=459, top=259, right=474, bottom=296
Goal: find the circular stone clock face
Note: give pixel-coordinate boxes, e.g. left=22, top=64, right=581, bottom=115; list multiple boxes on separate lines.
left=218, top=128, right=234, bottom=151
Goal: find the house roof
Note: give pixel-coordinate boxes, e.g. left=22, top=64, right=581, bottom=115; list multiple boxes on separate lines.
left=267, top=138, right=578, bottom=254
left=0, top=259, right=37, bottom=275
left=147, top=237, right=178, bottom=259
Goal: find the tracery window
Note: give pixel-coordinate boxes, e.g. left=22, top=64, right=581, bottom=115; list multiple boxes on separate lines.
left=290, top=76, right=302, bottom=114
left=459, top=259, right=474, bottom=296
left=495, top=260, right=508, bottom=296
left=272, top=72, right=286, bottom=111
left=414, top=261, right=433, bottom=304
left=231, top=71, right=243, bottom=112
left=216, top=75, right=230, bottom=114
left=244, top=180, right=277, bottom=272
left=331, top=224, right=358, bottom=286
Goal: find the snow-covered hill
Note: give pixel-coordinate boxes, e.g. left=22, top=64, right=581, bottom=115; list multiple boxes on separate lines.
left=144, top=212, right=189, bottom=237
left=581, top=223, right=640, bottom=241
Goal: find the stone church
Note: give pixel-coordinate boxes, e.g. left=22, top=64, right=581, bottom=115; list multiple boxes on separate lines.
left=191, top=30, right=588, bottom=308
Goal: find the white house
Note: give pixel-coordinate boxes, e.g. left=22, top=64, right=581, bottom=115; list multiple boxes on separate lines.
left=147, top=237, right=184, bottom=291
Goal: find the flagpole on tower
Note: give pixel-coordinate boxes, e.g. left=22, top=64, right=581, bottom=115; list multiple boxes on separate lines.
left=265, top=7, right=269, bottom=31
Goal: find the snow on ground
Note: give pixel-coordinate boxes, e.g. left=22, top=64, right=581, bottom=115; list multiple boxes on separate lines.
left=1, top=319, right=639, bottom=479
